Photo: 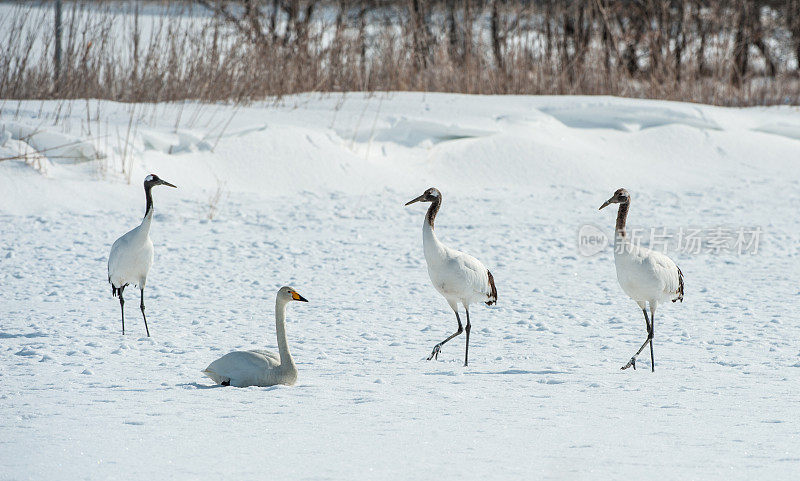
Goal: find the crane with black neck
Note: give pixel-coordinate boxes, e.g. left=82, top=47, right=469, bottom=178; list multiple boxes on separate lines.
left=600, top=188, right=684, bottom=371
left=405, top=187, right=497, bottom=366
left=108, top=174, right=177, bottom=336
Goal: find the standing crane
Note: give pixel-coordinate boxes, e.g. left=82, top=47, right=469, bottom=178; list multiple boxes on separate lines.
left=405, top=188, right=497, bottom=366
left=599, top=188, right=684, bottom=371
left=108, top=174, right=177, bottom=336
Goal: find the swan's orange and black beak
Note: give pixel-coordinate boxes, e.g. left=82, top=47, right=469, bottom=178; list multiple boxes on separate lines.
left=291, top=291, right=308, bottom=302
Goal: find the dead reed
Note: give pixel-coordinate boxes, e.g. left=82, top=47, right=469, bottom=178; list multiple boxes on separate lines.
left=0, top=0, right=798, bottom=106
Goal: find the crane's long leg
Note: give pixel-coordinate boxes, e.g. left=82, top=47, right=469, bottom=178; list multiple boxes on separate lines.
left=118, top=285, right=126, bottom=335
left=648, top=303, right=657, bottom=372
left=140, top=288, right=150, bottom=337
left=428, top=309, right=463, bottom=361
left=464, top=307, right=472, bottom=367
left=621, top=307, right=653, bottom=370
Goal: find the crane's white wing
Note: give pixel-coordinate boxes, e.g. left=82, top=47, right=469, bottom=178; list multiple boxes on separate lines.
left=434, top=246, right=494, bottom=304
left=456, top=252, right=493, bottom=298
left=618, top=244, right=682, bottom=303
left=108, top=225, right=154, bottom=289
left=646, top=250, right=683, bottom=301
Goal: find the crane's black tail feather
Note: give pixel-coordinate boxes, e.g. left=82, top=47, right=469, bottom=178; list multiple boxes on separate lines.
left=673, top=266, right=684, bottom=303
left=486, top=270, right=497, bottom=306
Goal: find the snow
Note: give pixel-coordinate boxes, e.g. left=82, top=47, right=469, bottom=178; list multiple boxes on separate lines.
left=1, top=93, right=800, bottom=479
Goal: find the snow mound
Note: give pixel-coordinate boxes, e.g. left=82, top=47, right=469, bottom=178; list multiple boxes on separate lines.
left=0, top=135, right=50, bottom=174
left=752, top=121, right=800, bottom=141
left=538, top=101, right=722, bottom=132
left=1, top=121, right=102, bottom=163
left=140, top=129, right=213, bottom=154
left=340, top=116, right=496, bottom=148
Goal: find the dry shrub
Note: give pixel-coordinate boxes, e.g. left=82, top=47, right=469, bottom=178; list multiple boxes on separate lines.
left=0, top=0, right=798, bottom=106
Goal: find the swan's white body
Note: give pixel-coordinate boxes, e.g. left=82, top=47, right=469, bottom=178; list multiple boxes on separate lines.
left=423, top=216, right=495, bottom=310
left=203, top=289, right=303, bottom=387
left=203, top=349, right=297, bottom=388
left=108, top=213, right=154, bottom=291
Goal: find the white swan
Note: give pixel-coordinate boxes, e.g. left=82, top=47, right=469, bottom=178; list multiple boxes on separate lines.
left=203, top=286, right=308, bottom=387
left=108, top=174, right=177, bottom=336
left=406, top=188, right=497, bottom=366
left=600, top=188, right=684, bottom=372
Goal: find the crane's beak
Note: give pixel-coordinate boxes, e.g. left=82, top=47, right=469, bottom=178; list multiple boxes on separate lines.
left=161, top=180, right=177, bottom=188
left=599, top=198, right=613, bottom=210
left=291, top=291, right=308, bottom=302
left=405, top=194, right=425, bottom=206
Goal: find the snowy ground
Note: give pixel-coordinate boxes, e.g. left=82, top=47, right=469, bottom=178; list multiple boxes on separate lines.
left=2, top=93, right=800, bottom=480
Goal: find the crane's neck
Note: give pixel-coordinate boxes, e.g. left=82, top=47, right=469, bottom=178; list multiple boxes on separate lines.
left=422, top=198, right=444, bottom=258
left=426, top=197, right=441, bottom=230
left=274, top=299, right=294, bottom=369
left=144, top=184, right=155, bottom=217
left=615, top=202, right=630, bottom=240
left=140, top=184, right=155, bottom=234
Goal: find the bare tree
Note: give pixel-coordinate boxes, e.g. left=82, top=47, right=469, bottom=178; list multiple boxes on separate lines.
left=2, top=0, right=799, bottom=105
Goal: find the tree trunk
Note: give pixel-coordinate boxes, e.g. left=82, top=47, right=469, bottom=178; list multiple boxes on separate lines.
left=674, top=0, right=686, bottom=82
left=792, top=0, right=800, bottom=71
left=408, top=0, right=430, bottom=70
left=446, top=0, right=460, bottom=64
left=731, top=1, right=749, bottom=86
left=491, top=0, right=505, bottom=71
left=694, top=1, right=707, bottom=77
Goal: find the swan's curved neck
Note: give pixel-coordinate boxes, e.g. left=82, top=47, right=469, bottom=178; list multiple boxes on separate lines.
left=274, top=299, right=294, bottom=368
left=616, top=202, right=629, bottom=238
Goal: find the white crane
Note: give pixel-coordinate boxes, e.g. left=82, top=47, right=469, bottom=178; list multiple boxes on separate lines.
left=203, top=286, right=308, bottom=387
left=599, top=188, right=684, bottom=372
left=405, top=188, right=497, bottom=366
left=108, top=174, right=177, bottom=336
